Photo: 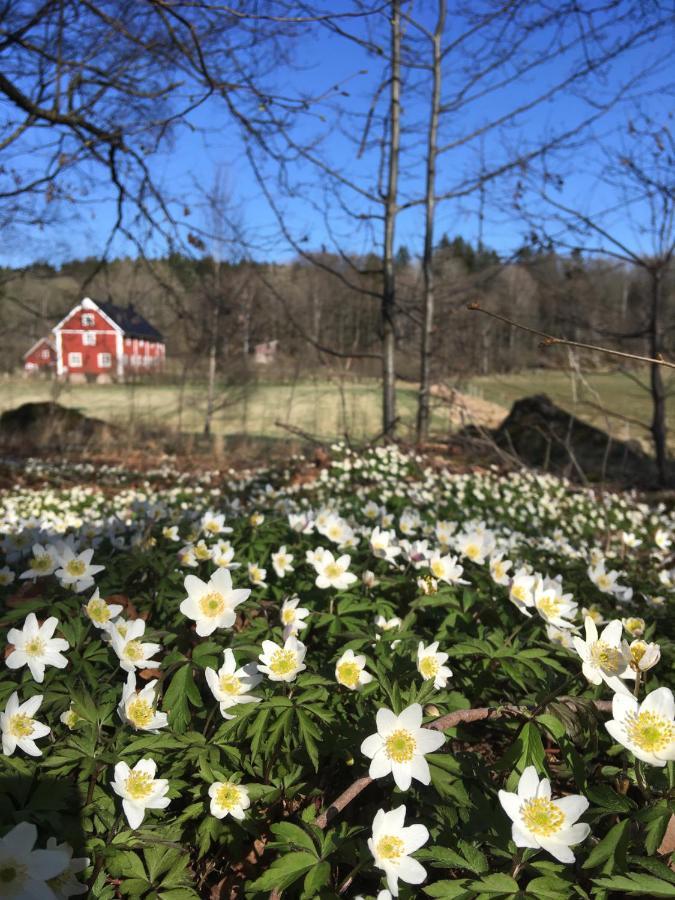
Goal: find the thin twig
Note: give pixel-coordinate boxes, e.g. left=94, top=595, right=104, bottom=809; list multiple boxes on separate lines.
left=468, top=303, right=675, bottom=370
left=315, top=699, right=612, bottom=829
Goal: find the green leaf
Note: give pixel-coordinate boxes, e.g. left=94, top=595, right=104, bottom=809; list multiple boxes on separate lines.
left=163, top=663, right=201, bottom=733
left=423, top=879, right=472, bottom=898
left=525, top=875, right=573, bottom=899
left=247, top=851, right=318, bottom=891
left=592, top=873, right=675, bottom=896
left=469, top=872, right=520, bottom=894
left=302, top=860, right=330, bottom=895
left=270, top=822, right=318, bottom=855
left=586, top=784, right=634, bottom=813
left=582, top=819, right=630, bottom=872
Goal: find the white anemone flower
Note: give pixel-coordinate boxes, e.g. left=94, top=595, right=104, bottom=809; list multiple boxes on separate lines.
left=416, top=642, right=453, bottom=689
left=247, top=562, right=267, bottom=587
left=205, top=648, right=262, bottom=718
left=629, top=640, right=660, bottom=672
left=572, top=617, right=633, bottom=696
left=6, top=613, right=69, bottom=683
left=368, top=805, right=429, bottom=897
left=109, top=619, right=162, bottom=673
left=0, top=566, right=15, bottom=586
left=605, top=686, right=675, bottom=766
left=314, top=550, right=357, bottom=590
left=498, top=765, right=590, bottom=863
left=280, top=596, right=310, bottom=640
left=361, top=703, right=445, bottom=791
left=83, top=587, right=123, bottom=630
left=370, top=527, right=401, bottom=564
left=111, top=758, right=170, bottom=829
left=180, top=568, right=250, bottom=636
left=208, top=781, right=250, bottom=820
left=45, top=837, right=89, bottom=897
left=533, top=580, right=577, bottom=630
left=258, top=636, right=307, bottom=682
left=335, top=649, right=373, bottom=690
left=428, top=552, right=468, bottom=585
left=271, top=546, right=294, bottom=579
left=0, top=822, right=70, bottom=900
left=509, top=570, right=536, bottom=615
left=201, top=511, right=232, bottom=536
left=1, top=691, right=50, bottom=756
left=19, top=542, right=59, bottom=580
left=489, top=554, right=512, bottom=586
left=118, top=673, right=168, bottom=732
left=54, top=546, right=104, bottom=593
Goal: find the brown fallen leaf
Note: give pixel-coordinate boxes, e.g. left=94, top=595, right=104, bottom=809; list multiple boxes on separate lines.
left=658, top=813, right=675, bottom=861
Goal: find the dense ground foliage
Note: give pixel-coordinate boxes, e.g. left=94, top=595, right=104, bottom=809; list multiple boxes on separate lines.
left=0, top=446, right=674, bottom=899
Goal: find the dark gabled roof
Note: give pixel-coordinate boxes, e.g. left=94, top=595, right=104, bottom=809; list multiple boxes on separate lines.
left=98, top=300, right=163, bottom=342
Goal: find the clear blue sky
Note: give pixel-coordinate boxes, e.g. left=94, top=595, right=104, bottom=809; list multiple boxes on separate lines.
left=3, top=1, right=672, bottom=267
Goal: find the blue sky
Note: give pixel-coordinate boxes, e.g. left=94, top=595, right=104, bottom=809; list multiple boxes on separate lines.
left=3, top=1, right=672, bottom=267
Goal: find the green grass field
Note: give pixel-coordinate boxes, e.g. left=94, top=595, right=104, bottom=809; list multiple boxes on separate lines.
left=0, top=369, right=671, bottom=449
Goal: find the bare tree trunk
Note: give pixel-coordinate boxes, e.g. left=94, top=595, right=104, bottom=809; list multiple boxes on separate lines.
left=204, top=260, right=220, bottom=437
left=416, top=0, right=445, bottom=443
left=649, top=268, right=668, bottom=485
left=382, top=0, right=401, bottom=436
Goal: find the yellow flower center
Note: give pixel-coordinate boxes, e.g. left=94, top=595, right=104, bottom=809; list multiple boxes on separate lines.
left=205, top=521, right=220, bottom=533
left=384, top=729, right=416, bottom=763
left=376, top=835, right=405, bottom=861
left=125, top=640, right=145, bottom=662
left=24, top=637, right=45, bottom=657
left=511, top=585, right=527, bottom=603
left=597, top=574, right=611, bottom=591
left=66, top=559, right=87, bottom=576
left=0, top=861, right=26, bottom=885
left=31, top=554, right=52, bottom=572
left=590, top=641, right=623, bottom=674
left=125, top=771, right=154, bottom=800
left=276, top=556, right=288, bottom=568
left=624, top=618, right=644, bottom=635
left=631, top=642, right=648, bottom=665
left=328, top=525, right=342, bottom=540
left=536, top=595, right=561, bottom=620
left=199, top=592, right=225, bottom=617
left=126, top=697, right=155, bottom=728
left=9, top=714, right=34, bottom=738
left=270, top=649, right=297, bottom=676
left=195, top=543, right=211, bottom=560
left=250, top=568, right=263, bottom=581
left=88, top=599, right=111, bottom=624
left=324, top=562, right=343, bottom=579
left=281, top=608, right=296, bottom=625
left=520, top=798, right=565, bottom=836
left=493, top=563, right=505, bottom=579
left=625, top=711, right=674, bottom=753
left=337, top=661, right=361, bottom=688
left=465, top=544, right=480, bottom=560
left=419, top=656, right=439, bottom=679
left=430, top=560, right=445, bottom=579
left=219, top=674, right=241, bottom=695
left=214, top=782, right=241, bottom=810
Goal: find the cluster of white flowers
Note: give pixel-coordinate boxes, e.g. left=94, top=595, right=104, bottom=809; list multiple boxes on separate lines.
left=1, top=442, right=673, bottom=897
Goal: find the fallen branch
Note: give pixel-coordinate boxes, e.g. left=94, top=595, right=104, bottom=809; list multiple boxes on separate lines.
left=468, top=303, right=675, bottom=370
left=315, top=699, right=612, bottom=829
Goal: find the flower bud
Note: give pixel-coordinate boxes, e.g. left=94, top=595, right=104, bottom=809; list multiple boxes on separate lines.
left=629, top=639, right=660, bottom=672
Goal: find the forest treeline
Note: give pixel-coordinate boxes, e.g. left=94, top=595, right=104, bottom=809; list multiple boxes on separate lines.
left=2, top=235, right=673, bottom=383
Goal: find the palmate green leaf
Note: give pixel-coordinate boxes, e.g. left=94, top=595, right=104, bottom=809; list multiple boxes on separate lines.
left=249, top=707, right=271, bottom=760
left=270, top=822, right=318, bottom=855
left=246, top=850, right=318, bottom=892
left=582, top=818, right=630, bottom=872
left=469, top=872, right=520, bottom=894
left=423, top=878, right=473, bottom=898
left=302, top=860, right=331, bottom=896
left=163, top=662, right=202, bottom=733
left=523, top=874, right=575, bottom=899
left=592, top=873, right=675, bottom=896
left=420, top=842, right=488, bottom=875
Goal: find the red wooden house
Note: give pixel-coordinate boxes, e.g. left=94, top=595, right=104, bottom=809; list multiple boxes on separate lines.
left=49, top=297, right=165, bottom=381
left=23, top=336, right=57, bottom=373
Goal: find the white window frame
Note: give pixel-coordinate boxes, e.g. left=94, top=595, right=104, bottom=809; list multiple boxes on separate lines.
left=81, top=313, right=95, bottom=326
left=98, top=352, right=112, bottom=368
left=83, top=332, right=96, bottom=346
left=68, top=352, right=82, bottom=367
left=41, top=349, right=51, bottom=359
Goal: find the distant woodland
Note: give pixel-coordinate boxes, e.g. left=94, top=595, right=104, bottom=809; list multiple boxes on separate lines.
left=2, top=236, right=673, bottom=383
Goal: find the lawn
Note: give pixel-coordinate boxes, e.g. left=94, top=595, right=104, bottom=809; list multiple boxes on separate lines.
left=0, top=369, right=672, bottom=449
